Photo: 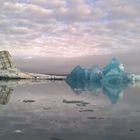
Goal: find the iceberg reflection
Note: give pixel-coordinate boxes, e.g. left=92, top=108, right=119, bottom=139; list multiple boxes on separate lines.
left=66, top=78, right=130, bottom=104
left=0, top=85, right=13, bottom=105
left=0, top=80, right=25, bottom=105
left=0, top=80, right=44, bottom=105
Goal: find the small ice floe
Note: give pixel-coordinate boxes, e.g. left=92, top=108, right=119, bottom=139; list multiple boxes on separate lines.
left=14, top=130, right=22, bottom=133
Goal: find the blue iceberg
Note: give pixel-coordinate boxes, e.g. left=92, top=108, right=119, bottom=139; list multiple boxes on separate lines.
left=66, top=58, right=137, bottom=104
left=66, top=58, right=130, bottom=85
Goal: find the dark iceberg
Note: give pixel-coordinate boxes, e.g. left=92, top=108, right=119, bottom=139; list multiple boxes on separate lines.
left=66, top=58, right=132, bottom=104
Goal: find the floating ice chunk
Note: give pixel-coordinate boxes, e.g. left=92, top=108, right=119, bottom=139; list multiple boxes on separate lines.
left=66, top=58, right=128, bottom=86
left=102, top=58, right=124, bottom=75
left=14, top=130, right=22, bottom=133
left=129, top=74, right=140, bottom=82
left=66, top=66, right=86, bottom=92
left=66, top=65, right=86, bottom=82
left=90, top=66, right=102, bottom=82
left=103, top=68, right=129, bottom=86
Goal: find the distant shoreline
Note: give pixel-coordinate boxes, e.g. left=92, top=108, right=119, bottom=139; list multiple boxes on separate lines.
left=44, top=73, right=68, bottom=76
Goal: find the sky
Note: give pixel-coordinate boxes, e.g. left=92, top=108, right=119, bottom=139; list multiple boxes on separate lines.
left=0, top=0, right=140, bottom=73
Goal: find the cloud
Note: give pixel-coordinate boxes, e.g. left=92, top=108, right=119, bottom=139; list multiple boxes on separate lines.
left=0, top=0, right=139, bottom=57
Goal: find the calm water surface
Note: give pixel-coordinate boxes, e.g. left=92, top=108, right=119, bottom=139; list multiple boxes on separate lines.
left=0, top=75, right=140, bottom=140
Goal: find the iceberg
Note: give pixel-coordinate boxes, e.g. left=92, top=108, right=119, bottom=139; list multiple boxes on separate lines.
left=66, top=58, right=140, bottom=104
left=66, top=58, right=131, bottom=85
left=102, top=57, right=124, bottom=75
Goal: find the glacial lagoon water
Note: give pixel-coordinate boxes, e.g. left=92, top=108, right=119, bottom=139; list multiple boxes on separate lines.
left=0, top=78, right=140, bottom=140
